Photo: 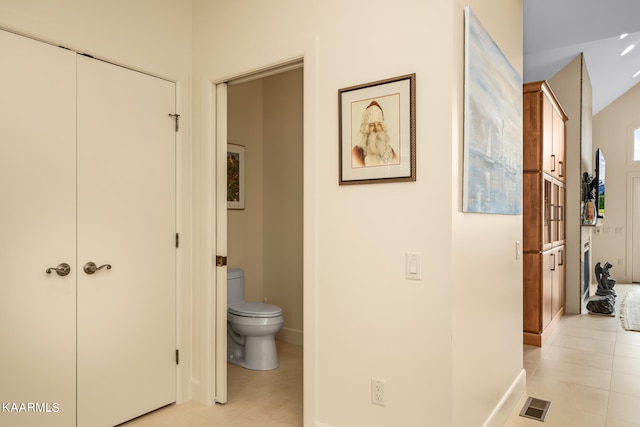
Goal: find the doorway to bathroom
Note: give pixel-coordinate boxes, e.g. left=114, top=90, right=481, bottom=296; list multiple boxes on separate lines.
left=218, top=62, right=304, bottom=416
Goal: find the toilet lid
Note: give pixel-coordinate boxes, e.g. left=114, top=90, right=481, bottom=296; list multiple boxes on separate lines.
left=228, top=302, right=283, bottom=318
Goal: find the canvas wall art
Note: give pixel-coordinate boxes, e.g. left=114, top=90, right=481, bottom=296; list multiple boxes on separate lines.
left=463, top=7, right=522, bottom=214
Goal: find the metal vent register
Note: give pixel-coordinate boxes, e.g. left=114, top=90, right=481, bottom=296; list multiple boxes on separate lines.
left=519, top=397, right=551, bottom=422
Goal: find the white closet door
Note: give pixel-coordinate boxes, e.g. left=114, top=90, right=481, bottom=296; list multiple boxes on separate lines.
left=76, top=56, right=176, bottom=426
left=0, top=30, right=77, bottom=426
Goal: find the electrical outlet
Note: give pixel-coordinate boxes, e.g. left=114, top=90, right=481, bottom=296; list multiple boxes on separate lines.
left=371, top=378, right=385, bottom=406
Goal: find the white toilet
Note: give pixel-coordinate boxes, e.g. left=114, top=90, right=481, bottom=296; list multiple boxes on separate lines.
left=227, top=268, right=284, bottom=370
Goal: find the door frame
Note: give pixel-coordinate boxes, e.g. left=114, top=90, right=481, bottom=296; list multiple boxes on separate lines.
left=627, top=172, right=640, bottom=282
left=214, top=82, right=228, bottom=404
left=201, top=49, right=318, bottom=426
left=209, top=59, right=303, bottom=404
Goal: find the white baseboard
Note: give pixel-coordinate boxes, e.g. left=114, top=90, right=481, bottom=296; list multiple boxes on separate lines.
left=277, top=326, right=303, bottom=346
left=482, top=369, right=526, bottom=427
left=311, top=370, right=525, bottom=427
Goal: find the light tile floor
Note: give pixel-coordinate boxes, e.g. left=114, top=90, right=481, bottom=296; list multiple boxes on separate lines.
left=117, top=285, right=640, bottom=427
left=505, top=284, right=640, bottom=427
left=120, top=340, right=303, bottom=427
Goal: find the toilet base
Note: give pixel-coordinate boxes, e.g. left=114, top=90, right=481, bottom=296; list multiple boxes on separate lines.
left=227, top=334, right=280, bottom=371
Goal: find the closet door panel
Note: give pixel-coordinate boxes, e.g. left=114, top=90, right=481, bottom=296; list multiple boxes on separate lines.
left=0, top=30, right=77, bottom=427
left=76, top=56, right=176, bottom=427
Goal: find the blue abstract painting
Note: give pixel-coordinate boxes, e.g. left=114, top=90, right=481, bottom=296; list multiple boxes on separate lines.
left=463, top=7, right=522, bottom=214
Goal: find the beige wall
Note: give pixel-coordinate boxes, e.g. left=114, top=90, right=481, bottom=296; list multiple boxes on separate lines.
left=593, top=82, right=640, bottom=282
left=263, top=69, right=304, bottom=345
left=193, top=0, right=523, bottom=426
left=548, top=54, right=594, bottom=313
left=1, top=0, right=526, bottom=425
left=0, top=0, right=191, bottom=81
left=228, top=79, right=266, bottom=302
left=227, top=69, right=304, bottom=345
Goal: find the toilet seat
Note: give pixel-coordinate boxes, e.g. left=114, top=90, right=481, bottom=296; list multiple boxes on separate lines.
left=228, top=301, right=283, bottom=318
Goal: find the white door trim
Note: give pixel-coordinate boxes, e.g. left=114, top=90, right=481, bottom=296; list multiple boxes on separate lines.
left=198, top=78, right=217, bottom=406
left=200, top=37, right=318, bottom=426
left=174, top=79, right=190, bottom=405
left=628, top=172, right=640, bottom=282
left=214, top=82, right=228, bottom=404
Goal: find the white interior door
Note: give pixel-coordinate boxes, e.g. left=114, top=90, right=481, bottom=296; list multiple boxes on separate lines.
left=76, top=56, right=177, bottom=426
left=215, top=83, right=228, bottom=404
left=633, top=177, right=640, bottom=282
left=0, top=30, right=77, bottom=427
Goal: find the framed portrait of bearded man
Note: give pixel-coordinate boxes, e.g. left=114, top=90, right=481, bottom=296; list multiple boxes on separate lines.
left=338, top=74, right=416, bottom=185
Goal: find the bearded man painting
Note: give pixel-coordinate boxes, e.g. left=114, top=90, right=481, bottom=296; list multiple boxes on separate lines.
left=351, top=100, right=399, bottom=167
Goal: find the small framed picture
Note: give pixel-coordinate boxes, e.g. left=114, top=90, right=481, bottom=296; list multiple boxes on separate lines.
left=338, top=74, right=416, bottom=185
left=227, top=143, right=245, bottom=209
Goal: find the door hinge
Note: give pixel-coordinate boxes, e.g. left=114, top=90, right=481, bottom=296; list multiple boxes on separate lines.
left=176, top=349, right=179, bottom=365
left=216, top=255, right=227, bottom=267
left=168, top=113, right=180, bottom=132
left=175, top=233, right=179, bottom=248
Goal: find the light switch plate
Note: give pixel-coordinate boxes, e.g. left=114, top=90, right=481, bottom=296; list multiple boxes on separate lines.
left=406, top=252, right=422, bottom=280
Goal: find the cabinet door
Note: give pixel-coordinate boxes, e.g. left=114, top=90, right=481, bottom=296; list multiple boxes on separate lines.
left=523, top=253, right=542, bottom=333
left=551, top=247, right=562, bottom=319
left=523, top=172, right=543, bottom=252
left=543, top=178, right=553, bottom=250
left=552, top=109, right=566, bottom=181
left=76, top=56, right=176, bottom=427
left=542, top=250, right=554, bottom=329
left=0, top=30, right=77, bottom=427
left=557, top=184, right=565, bottom=243
left=550, top=180, right=559, bottom=244
left=542, top=93, right=555, bottom=175
left=558, top=247, right=566, bottom=314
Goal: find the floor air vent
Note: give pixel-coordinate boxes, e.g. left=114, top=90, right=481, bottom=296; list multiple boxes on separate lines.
left=519, top=397, right=551, bottom=422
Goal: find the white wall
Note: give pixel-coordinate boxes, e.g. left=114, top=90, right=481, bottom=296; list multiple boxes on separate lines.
left=192, top=0, right=523, bottom=426
left=593, top=82, right=640, bottom=282
left=452, top=2, right=524, bottom=426
left=0, top=0, right=193, bottom=403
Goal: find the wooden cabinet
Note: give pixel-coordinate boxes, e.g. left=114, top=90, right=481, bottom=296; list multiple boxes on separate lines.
left=524, top=81, right=567, bottom=180
left=523, top=81, right=568, bottom=347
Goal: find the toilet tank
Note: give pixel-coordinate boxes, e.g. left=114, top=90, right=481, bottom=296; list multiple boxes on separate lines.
left=227, top=268, right=245, bottom=307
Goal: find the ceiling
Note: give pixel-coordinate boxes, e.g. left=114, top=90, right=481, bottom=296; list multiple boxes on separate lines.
left=524, top=0, right=640, bottom=115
